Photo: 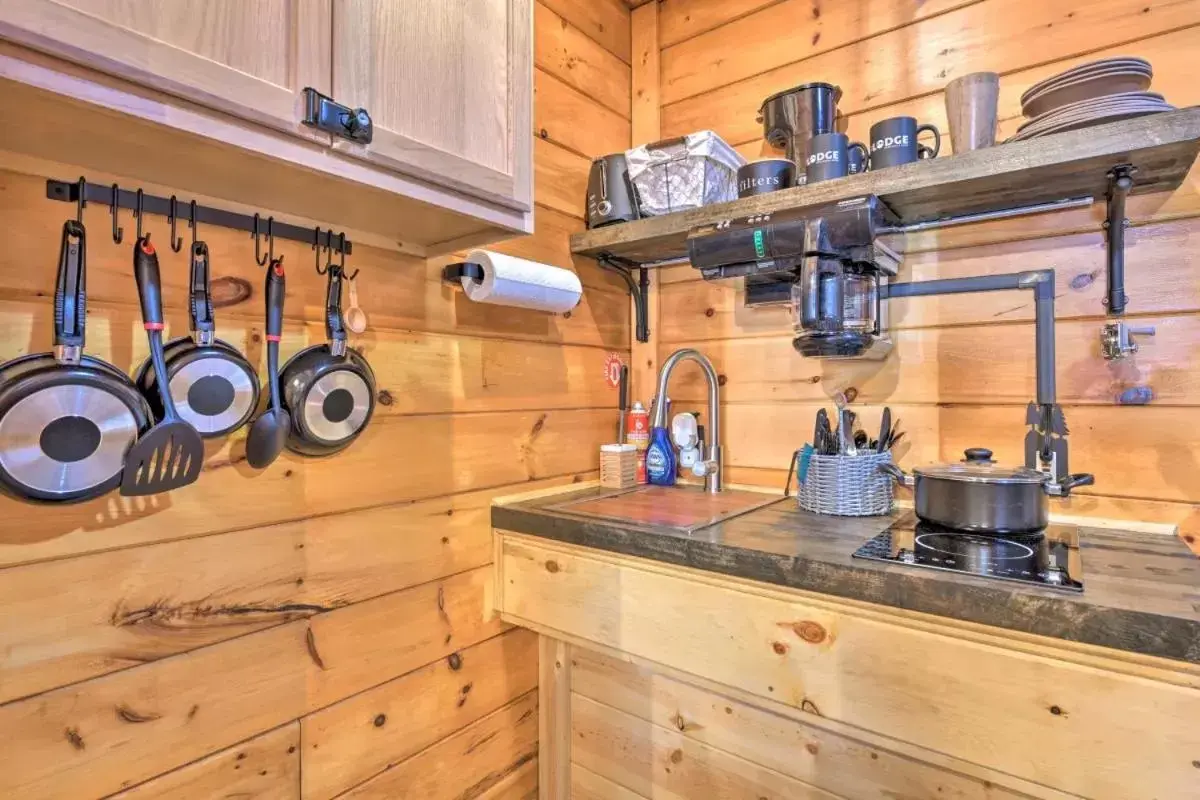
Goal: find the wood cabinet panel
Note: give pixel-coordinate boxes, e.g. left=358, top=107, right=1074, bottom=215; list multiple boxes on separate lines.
left=499, top=536, right=1200, bottom=800
left=0, top=0, right=330, bottom=136
left=571, top=646, right=1025, bottom=800
left=331, top=0, right=532, bottom=212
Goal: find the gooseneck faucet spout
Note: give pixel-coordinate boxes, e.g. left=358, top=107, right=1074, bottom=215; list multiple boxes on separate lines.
left=652, top=348, right=723, bottom=493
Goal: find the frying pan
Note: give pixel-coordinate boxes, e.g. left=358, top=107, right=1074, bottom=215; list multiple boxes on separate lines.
left=278, top=261, right=375, bottom=456
left=0, top=219, right=151, bottom=502
left=133, top=238, right=259, bottom=437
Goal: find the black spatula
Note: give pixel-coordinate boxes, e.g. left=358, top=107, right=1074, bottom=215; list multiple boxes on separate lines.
left=120, top=236, right=204, bottom=496
left=246, top=257, right=289, bottom=468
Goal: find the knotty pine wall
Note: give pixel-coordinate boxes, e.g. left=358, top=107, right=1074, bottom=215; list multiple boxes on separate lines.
left=0, top=2, right=631, bottom=797
left=645, top=0, right=1200, bottom=529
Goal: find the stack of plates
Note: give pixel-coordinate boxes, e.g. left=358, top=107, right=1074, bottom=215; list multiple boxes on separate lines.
left=1011, top=57, right=1173, bottom=142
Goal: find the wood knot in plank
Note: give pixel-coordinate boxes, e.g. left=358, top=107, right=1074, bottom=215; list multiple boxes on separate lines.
left=800, top=698, right=822, bottom=716
left=792, top=621, right=827, bottom=644
left=544, top=559, right=560, bottom=573
left=447, top=652, right=463, bottom=671
left=806, top=742, right=819, bottom=755
left=64, top=727, right=86, bottom=750
left=116, top=704, right=161, bottom=724
left=669, top=749, right=683, bottom=764
left=374, top=714, right=387, bottom=728
left=305, top=627, right=327, bottom=670
left=771, top=641, right=789, bottom=655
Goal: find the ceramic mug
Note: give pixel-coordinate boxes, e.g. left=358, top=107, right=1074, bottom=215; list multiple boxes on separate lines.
left=805, top=133, right=868, bottom=184
left=737, top=158, right=796, bottom=197
left=869, top=117, right=941, bottom=169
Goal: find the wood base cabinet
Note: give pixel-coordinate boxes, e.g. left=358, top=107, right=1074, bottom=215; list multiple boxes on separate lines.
left=0, top=0, right=534, bottom=252
left=497, top=531, right=1200, bottom=800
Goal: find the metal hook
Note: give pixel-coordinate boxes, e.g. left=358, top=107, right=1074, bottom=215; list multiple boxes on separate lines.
left=323, top=229, right=335, bottom=274
left=189, top=200, right=198, bottom=246
left=314, top=226, right=328, bottom=275
left=267, top=217, right=276, bottom=264
left=111, top=183, right=124, bottom=243
left=168, top=196, right=184, bottom=252
left=75, top=177, right=86, bottom=224
left=135, top=188, right=149, bottom=242
left=251, top=214, right=269, bottom=266
left=339, top=233, right=358, bottom=280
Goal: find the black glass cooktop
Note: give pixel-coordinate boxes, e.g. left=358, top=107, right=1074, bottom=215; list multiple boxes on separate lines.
left=852, top=514, right=1083, bottom=592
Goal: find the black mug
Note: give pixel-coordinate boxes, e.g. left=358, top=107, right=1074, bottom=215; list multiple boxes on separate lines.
left=737, top=158, right=796, bottom=197
left=869, top=117, right=941, bottom=169
left=805, top=133, right=868, bottom=184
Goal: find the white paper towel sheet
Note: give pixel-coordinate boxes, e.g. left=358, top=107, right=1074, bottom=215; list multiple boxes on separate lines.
left=460, top=249, right=582, bottom=313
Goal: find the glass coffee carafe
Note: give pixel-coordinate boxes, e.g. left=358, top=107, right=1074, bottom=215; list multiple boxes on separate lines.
left=790, top=256, right=891, bottom=359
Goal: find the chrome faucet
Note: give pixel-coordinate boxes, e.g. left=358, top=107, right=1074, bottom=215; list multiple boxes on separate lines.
left=651, top=348, right=722, bottom=493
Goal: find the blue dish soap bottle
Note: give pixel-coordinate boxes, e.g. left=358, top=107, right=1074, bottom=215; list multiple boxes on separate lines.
left=646, top=425, right=677, bottom=486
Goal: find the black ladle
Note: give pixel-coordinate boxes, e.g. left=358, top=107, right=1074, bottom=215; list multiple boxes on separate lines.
left=246, top=257, right=289, bottom=468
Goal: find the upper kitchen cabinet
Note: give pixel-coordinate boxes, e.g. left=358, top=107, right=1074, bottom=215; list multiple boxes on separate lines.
left=0, top=0, right=331, bottom=138
left=0, top=0, right=534, bottom=253
left=330, top=0, right=533, bottom=213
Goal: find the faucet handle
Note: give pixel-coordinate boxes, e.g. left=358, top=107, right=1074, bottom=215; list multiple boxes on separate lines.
left=691, top=458, right=719, bottom=478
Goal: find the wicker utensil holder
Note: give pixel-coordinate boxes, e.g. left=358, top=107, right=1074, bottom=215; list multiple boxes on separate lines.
left=600, top=444, right=639, bottom=489
left=793, top=450, right=895, bottom=516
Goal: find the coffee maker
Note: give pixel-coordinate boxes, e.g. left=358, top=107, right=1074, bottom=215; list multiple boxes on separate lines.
left=686, top=196, right=901, bottom=359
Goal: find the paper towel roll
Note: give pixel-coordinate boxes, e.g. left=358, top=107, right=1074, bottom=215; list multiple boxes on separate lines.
left=460, top=249, right=582, bottom=313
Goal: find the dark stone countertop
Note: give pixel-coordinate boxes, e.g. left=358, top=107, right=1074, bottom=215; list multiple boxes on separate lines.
left=494, top=486, right=1200, bottom=664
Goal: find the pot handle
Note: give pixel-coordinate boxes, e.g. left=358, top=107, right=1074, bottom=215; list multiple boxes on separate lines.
left=1062, top=473, right=1095, bottom=492
left=878, top=462, right=914, bottom=488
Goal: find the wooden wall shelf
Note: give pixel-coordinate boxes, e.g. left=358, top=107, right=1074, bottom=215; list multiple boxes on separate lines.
left=570, top=107, right=1200, bottom=264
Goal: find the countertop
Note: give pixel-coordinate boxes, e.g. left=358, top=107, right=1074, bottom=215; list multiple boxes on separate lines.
left=493, top=485, right=1200, bottom=664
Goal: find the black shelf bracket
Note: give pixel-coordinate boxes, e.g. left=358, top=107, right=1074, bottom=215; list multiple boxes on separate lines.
left=45, top=179, right=353, bottom=256
left=598, top=253, right=649, bottom=343
left=1103, top=163, right=1135, bottom=316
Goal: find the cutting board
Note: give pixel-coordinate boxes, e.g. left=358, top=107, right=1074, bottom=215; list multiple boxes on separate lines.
left=551, top=485, right=782, bottom=533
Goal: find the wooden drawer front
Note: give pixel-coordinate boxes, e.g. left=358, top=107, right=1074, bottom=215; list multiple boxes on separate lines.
left=499, top=535, right=1200, bottom=800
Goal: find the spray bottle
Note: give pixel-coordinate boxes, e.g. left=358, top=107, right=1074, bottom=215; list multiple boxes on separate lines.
left=645, top=396, right=677, bottom=486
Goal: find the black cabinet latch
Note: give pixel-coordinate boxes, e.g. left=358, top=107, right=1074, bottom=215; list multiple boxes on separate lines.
left=302, top=88, right=373, bottom=144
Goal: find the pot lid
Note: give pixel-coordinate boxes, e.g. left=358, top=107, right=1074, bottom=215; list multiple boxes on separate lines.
left=914, top=448, right=1049, bottom=485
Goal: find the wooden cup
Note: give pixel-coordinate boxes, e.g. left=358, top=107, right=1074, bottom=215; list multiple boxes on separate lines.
left=945, top=72, right=1000, bottom=152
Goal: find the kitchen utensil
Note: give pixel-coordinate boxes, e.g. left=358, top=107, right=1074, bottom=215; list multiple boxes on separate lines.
left=344, top=273, right=368, bottom=334
left=757, top=82, right=841, bottom=176
left=869, top=117, right=941, bottom=169
left=805, top=132, right=868, bottom=184
left=617, top=364, right=629, bottom=443
left=1020, top=57, right=1151, bottom=108
left=1021, top=67, right=1152, bottom=119
left=246, top=257, right=290, bottom=469
left=0, top=216, right=152, bottom=503
left=120, top=237, right=205, bottom=496
left=880, top=448, right=1094, bottom=534
left=279, top=262, right=376, bottom=456
left=586, top=153, right=640, bottom=228
left=945, top=72, right=999, bottom=151
left=737, top=158, right=795, bottom=197
left=840, top=408, right=856, bottom=456
left=815, top=408, right=833, bottom=455
left=877, top=407, right=891, bottom=453
left=134, top=238, right=259, bottom=438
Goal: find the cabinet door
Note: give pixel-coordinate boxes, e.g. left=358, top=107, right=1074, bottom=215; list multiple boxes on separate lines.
left=332, top=0, right=533, bottom=212
left=0, top=0, right=331, bottom=137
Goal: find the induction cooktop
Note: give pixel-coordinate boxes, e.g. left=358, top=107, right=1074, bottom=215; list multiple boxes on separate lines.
left=852, top=513, right=1083, bottom=592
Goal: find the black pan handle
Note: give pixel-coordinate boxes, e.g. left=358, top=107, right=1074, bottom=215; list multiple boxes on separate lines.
left=265, top=257, right=286, bottom=340
left=133, top=236, right=164, bottom=330
left=189, top=241, right=215, bottom=335
left=1062, top=473, right=1095, bottom=491
left=325, top=265, right=346, bottom=349
left=54, top=219, right=87, bottom=354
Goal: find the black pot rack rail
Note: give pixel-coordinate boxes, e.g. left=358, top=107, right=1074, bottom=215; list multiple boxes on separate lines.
left=46, top=179, right=354, bottom=260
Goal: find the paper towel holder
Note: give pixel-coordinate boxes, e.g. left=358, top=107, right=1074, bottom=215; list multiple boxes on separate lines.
left=441, top=261, right=486, bottom=287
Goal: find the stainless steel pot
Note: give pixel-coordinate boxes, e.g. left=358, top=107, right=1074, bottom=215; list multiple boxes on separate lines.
left=880, top=448, right=1093, bottom=534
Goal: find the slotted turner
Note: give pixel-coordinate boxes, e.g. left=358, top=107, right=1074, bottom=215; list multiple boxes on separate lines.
left=120, top=236, right=204, bottom=495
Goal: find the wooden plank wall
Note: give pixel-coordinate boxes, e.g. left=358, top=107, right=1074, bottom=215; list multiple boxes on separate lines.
left=646, top=0, right=1200, bottom=527
left=0, top=2, right=630, bottom=798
